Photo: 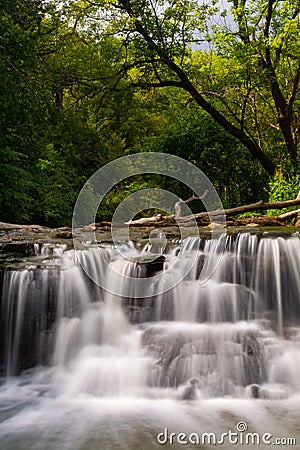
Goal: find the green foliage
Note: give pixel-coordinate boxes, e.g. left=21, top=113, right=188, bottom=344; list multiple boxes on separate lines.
left=136, top=102, right=269, bottom=210
left=0, top=147, right=34, bottom=223
left=237, top=212, right=263, bottom=219
left=1, top=0, right=298, bottom=227
left=0, top=0, right=50, bottom=223
left=34, top=144, right=85, bottom=227
left=99, top=180, right=152, bottom=222
left=267, top=171, right=300, bottom=216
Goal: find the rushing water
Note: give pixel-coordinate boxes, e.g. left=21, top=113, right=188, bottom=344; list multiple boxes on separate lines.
left=1, top=232, right=300, bottom=449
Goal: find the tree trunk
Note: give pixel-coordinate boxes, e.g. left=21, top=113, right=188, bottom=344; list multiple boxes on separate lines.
left=133, top=18, right=276, bottom=175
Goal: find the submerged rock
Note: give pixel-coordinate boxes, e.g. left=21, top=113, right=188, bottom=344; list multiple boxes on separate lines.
left=249, top=383, right=260, bottom=399
left=180, top=377, right=200, bottom=401
left=247, top=383, right=289, bottom=400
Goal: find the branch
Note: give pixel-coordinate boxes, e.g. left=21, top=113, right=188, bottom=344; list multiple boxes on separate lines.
left=130, top=80, right=183, bottom=88
left=263, top=0, right=276, bottom=39
left=257, top=1, right=298, bottom=164
left=274, top=0, right=300, bottom=62
left=188, top=197, right=300, bottom=221
left=113, top=0, right=276, bottom=174
left=279, top=209, right=300, bottom=221
left=174, top=191, right=209, bottom=218
left=241, top=87, right=252, bottom=132
left=289, top=62, right=300, bottom=115
left=149, top=0, right=166, bottom=52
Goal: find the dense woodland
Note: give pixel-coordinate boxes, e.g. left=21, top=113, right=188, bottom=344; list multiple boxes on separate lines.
left=0, top=0, right=299, bottom=227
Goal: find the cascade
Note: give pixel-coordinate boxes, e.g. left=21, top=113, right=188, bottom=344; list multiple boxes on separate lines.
left=1, top=232, right=300, bottom=449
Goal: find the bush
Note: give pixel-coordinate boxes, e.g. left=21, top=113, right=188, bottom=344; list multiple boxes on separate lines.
left=267, top=171, right=300, bottom=216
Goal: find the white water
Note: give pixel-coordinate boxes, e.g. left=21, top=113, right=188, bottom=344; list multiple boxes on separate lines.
left=1, top=232, right=300, bottom=449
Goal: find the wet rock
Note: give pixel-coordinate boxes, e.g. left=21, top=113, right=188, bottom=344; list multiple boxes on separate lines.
left=249, top=383, right=260, bottom=398
left=262, top=231, right=290, bottom=239
left=128, top=305, right=154, bottom=323
left=180, top=377, right=200, bottom=400
left=242, top=331, right=265, bottom=385
left=0, top=223, right=17, bottom=230
left=0, top=268, right=59, bottom=375
left=145, top=256, right=165, bottom=276
left=50, top=228, right=72, bottom=239
left=206, top=222, right=224, bottom=229
left=132, top=255, right=165, bottom=277
left=1, top=241, right=35, bottom=256
left=195, top=254, right=206, bottom=278
left=247, top=383, right=289, bottom=400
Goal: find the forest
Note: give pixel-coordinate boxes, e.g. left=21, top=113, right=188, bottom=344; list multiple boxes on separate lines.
left=0, top=0, right=299, bottom=227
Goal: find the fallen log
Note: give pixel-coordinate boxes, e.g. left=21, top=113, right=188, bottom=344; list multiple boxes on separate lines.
left=124, top=197, right=300, bottom=226
left=190, top=197, right=300, bottom=221
left=278, top=209, right=300, bottom=221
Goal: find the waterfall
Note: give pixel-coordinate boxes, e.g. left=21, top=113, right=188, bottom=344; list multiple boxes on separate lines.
left=1, top=232, right=300, bottom=449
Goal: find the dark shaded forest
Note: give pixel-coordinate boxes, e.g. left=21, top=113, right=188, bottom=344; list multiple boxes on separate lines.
left=0, top=0, right=299, bottom=227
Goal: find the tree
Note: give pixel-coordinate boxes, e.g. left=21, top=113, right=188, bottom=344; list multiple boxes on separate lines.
left=210, top=0, right=299, bottom=171
left=66, top=0, right=299, bottom=175
left=136, top=101, right=269, bottom=208
left=0, top=0, right=50, bottom=222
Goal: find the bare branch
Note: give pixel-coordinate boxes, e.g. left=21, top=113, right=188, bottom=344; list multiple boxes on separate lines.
left=130, top=80, right=184, bottom=88
left=279, top=209, right=300, bottom=220
left=175, top=191, right=209, bottom=218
